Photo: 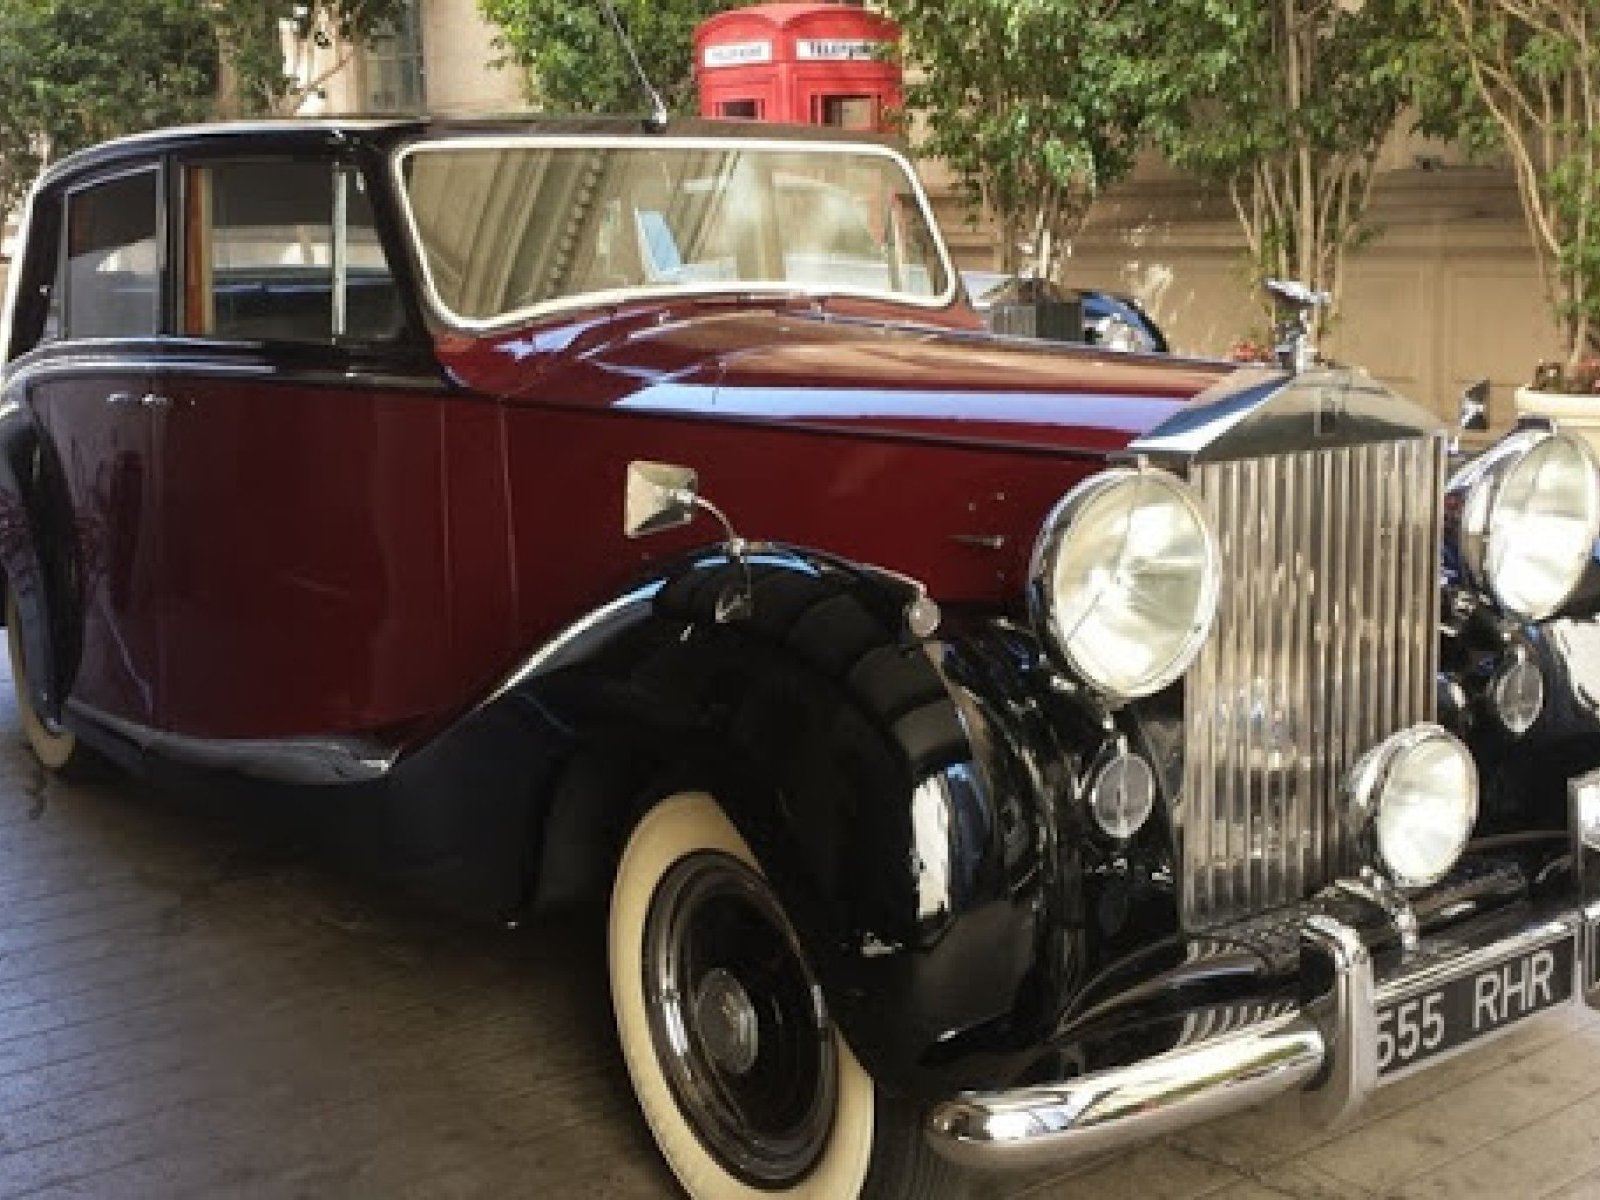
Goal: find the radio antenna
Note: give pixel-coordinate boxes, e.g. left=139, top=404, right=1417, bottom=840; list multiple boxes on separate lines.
left=598, top=0, right=669, bottom=132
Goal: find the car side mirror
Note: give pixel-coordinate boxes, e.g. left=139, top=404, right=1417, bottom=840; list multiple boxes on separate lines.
left=625, top=461, right=699, bottom=538
left=1459, top=379, right=1491, bottom=433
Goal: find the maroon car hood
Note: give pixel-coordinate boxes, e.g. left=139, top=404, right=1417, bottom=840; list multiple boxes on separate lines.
left=438, top=302, right=1236, bottom=457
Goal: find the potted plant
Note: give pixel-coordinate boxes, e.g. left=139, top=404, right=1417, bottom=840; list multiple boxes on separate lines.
left=1433, top=0, right=1600, bottom=445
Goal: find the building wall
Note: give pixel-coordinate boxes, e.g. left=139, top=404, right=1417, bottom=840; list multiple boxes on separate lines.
left=320, top=0, right=527, bottom=116
left=934, top=147, right=1563, bottom=433
left=416, top=2, right=526, bottom=114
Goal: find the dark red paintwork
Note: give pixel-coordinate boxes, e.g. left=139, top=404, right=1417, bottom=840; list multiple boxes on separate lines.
left=6, top=121, right=1236, bottom=745
left=41, top=300, right=1231, bottom=743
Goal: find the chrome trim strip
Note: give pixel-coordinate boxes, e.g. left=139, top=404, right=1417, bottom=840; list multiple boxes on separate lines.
left=3, top=351, right=443, bottom=394
left=389, top=135, right=961, bottom=332
left=332, top=167, right=349, bottom=338
left=66, top=700, right=398, bottom=785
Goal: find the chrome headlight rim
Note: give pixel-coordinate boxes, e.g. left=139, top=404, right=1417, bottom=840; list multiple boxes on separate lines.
left=1027, top=466, right=1222, bottom=701
left=1460, top=428, right=1600, bottom=621
left=1347, top=723, right=1479, bottom=890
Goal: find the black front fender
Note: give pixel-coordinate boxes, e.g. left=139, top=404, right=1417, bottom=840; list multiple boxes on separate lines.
left=514, top=548, right=1070, bottom=1096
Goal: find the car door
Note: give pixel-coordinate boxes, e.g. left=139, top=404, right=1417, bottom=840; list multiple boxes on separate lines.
left=24, top=166, right=166, bottom=727
left=151, top=155, right=453, bottom=741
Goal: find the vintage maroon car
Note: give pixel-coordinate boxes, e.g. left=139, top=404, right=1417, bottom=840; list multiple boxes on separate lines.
left=5, top=117, right=1600, bottom=1198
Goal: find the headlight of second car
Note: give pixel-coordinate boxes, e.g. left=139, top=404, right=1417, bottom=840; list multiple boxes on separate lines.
left=1462, top=431, right=1600, bottom=620
left=1029, top=468, right=1221, bottom=700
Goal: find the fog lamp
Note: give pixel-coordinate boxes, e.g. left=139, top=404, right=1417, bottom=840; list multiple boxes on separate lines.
left=1347, top=725, right=1478, bottom=889
left=1088, top=748, right=1155, bottom=839
left=1489, top=648, right=1544, bottom=736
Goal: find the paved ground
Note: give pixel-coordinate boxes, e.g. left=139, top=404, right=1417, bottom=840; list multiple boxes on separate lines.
left=5, top=648, right=1600, bottom=1199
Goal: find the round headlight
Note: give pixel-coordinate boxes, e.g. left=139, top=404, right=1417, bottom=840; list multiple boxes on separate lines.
left=1348, top=725, right=1478, bottom=889
left=1464, top=431, right=1600, bottom=620
left=1029, top=468, right=1221, bottom=699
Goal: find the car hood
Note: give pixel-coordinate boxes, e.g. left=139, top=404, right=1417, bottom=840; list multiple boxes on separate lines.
left=437, top=302, right=1237, bottom=457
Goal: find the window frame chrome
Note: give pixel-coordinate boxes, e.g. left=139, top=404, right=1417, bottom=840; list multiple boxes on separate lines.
left=389, top=133, right=962, bottom=333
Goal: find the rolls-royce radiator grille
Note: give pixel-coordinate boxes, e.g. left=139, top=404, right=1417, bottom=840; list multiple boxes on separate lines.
left=1178, top=435, right=1447, bottom=927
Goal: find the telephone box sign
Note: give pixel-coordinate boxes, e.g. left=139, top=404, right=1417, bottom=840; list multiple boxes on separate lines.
left=694, top=2, right=903, bottom=131
left=704, top=40, right=774, bottom=68
left=795, top=39, right=884, bottom=61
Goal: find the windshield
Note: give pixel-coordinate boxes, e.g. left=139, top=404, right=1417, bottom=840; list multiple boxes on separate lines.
left=397, top=138, right=954, bottom=325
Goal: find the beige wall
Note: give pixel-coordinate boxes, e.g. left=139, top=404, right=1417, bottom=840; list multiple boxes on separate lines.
left=321, top=0, right=527, bottom=116
left=417, top=3, right=526, bottom=114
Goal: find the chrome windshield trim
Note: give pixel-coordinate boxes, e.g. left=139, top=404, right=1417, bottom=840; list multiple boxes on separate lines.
left=389, top=134, right=961, bottom=332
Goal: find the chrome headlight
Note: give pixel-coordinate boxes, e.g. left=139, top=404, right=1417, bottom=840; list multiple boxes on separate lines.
left=1462, top=431, right=1600, bottom=620
left=1029, top=468, right=1221, bottom=699
left=1348, top=725, right=1478, bottom=889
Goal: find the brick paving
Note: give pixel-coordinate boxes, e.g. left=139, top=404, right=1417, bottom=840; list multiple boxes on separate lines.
left=4, top=645, right=1600, bottom=1199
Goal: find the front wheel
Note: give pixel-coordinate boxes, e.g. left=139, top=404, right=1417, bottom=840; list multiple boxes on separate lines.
left=609, top=791, right=964, bottom=1199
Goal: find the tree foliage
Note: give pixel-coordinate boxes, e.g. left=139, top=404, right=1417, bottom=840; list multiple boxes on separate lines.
left=1156, top=0, right=1433, bottom=336
left=0, top=0, right=406, bottom=211
left=1427, top=0, right=1600, bottom=368
left=882, top=0, right=1164, bottom=280
left=479, top=0, right=739, bottom=115
left=212, top=0, right=406, bottom=117
left=0, top=0, right=216, bottom=210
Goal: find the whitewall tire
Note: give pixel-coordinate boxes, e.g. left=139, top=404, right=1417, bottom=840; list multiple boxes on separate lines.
left=609, top=790, right=877, bottom=1198
left=6, top=586, right=80, bottom=774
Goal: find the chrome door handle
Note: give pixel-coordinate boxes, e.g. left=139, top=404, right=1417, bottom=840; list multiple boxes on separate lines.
left=106, top=391, right=138, bottom=406
left=141, top=394, right=171, bottom=409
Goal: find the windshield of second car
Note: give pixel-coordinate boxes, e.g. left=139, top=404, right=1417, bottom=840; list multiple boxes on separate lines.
left=399, top=140, right=952, bottom=324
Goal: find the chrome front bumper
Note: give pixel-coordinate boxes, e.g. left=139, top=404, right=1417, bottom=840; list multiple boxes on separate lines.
left=925, top=903, right=1591, bottom=1172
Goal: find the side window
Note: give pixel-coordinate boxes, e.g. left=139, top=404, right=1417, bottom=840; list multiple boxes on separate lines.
left=63, top=171, right=161, bottom=340
left=183, top=160, right=401, bottom=343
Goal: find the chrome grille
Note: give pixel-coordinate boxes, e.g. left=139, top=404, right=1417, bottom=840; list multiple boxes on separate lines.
left=1178, top=436, right=1446, bottom=927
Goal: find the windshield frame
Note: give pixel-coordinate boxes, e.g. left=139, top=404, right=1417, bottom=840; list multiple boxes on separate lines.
left=391, top=133, right=960, bottom=332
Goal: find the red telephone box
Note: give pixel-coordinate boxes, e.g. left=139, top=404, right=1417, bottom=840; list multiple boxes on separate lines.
left=695, top=3, right=902, bottom=132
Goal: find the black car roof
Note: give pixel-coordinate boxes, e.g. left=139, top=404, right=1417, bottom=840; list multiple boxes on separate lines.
left=39, top=114, right=906, bottom=191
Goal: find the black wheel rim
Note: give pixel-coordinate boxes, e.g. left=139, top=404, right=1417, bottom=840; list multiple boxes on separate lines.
left=642, top=851, right=837, bottom=1187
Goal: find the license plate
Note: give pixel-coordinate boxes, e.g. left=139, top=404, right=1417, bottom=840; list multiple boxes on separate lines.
left=1376, top=937, right=1574, bottom=1078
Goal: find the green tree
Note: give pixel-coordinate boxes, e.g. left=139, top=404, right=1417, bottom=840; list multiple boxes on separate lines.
left=0, top=0, right=217, bottom=210
left=882, top=0, right=1160, bottom=280
left=480, top=0, right=738, bottom=114
left=0, top=0, right=405, bottom=210
left=1157, top=0, right=1434, bottom=336
left=210, top=0, right=406, bottom=116
left=1426, top=0, right=1600, bottom=369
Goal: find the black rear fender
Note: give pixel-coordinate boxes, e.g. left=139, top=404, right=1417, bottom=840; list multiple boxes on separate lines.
left=0, top=392, right=79, bottom=718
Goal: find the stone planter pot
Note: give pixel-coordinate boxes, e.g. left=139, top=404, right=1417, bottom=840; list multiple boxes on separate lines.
left=1514, top=385, right=1600, bottom=461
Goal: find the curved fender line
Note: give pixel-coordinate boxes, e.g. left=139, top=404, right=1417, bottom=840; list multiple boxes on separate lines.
left=469, top=578, right=667, bottom=720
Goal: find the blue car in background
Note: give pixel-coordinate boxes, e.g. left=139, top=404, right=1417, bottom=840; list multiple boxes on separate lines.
left=961, top=269, right=1170, bottom=354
